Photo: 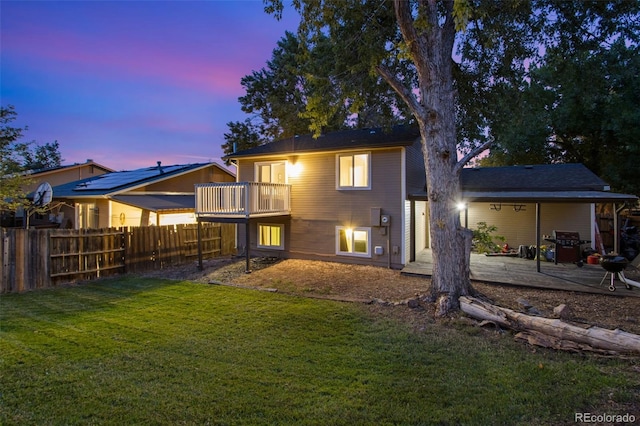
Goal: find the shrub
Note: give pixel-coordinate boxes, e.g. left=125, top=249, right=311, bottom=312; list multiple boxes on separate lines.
left=472, top=221, right=506, bottom=254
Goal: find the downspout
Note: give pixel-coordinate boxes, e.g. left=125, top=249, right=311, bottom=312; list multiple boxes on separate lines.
left=387, top=229, right=391, bottom=269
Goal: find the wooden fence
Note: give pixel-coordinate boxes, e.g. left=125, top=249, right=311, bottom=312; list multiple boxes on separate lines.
left=1, top=223, right=235, bottom=293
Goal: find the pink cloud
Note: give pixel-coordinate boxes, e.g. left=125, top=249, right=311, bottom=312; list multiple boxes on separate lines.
left=5, top=28, right=253, bottom=97
left=2, top=2, right=297, bottom=98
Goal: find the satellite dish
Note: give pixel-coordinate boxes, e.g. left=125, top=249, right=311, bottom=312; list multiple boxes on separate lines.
left=34, top=182, right=53, bottom=207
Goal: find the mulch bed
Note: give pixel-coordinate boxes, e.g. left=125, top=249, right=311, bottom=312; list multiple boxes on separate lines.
left=140, top=256, right=640, bottom=337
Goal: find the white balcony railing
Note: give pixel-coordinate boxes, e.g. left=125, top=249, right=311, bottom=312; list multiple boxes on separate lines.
left=195, top=182, right=291, bottom=218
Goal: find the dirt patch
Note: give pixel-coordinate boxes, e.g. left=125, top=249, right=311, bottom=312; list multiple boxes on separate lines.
left=140, top=256, right=640, bottom=336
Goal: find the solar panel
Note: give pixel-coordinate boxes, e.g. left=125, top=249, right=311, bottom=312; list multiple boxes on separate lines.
left=74, top=165, right=186, bottom=191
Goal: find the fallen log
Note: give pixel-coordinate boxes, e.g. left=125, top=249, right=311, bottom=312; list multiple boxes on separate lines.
left=459, top=296, right=640, bottom=355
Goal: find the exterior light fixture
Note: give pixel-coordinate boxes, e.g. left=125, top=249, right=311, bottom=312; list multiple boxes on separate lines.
left=287, top=161, right=302, bottom=178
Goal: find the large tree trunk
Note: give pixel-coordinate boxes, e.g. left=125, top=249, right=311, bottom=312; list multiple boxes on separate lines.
left=418, top=90, right=473, bottom=315
left=393, top=0, right=473, bottom=315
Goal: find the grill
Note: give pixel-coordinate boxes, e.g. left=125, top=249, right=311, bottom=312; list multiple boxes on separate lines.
left=599, top=255, right=640, bottom=291
left=545, top=231, right=590, bottom=265
left=600, top=255, right=628, bottom=273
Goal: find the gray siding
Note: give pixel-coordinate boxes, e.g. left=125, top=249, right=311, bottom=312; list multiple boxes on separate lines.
left=237, top=148, right=407, bottom=268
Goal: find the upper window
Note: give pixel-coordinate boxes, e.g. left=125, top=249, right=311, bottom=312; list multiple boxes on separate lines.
left=336, top=226, right=370, bottom=257
left=337, top=153, right=370, bottom=189
left=258, top=223, right=284, bottom=250
left=256, top=161, right=286, bottom=184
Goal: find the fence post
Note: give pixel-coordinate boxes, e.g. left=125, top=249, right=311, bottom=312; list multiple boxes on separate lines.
left=197, top=220, right=203, bottom=270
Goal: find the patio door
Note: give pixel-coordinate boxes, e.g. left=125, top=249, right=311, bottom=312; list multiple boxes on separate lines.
left=416, top=201, right=430, bottom=250
left=256, top=161, right=286, bottom=184
left=255, top=161, right=287, bottom=211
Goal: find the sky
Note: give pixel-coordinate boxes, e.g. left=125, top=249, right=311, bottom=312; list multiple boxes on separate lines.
left=1, top=0, right=300, bottom=171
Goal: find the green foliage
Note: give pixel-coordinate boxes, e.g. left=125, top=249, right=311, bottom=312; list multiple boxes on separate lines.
left=221, top=118, right=264, bottom=160
left=224, top=5, right=412, bottom=152
left=0, top=105, right=63, bottom=212
left=0, top=278, right=636, bottom=424
left=1, top=106, right=32, bottom=212
left=472, top=221, right=506, bottom=253
left=480, top=2, right=640, bottom=195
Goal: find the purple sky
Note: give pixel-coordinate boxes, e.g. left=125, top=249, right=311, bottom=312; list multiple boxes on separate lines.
left=1, top=1, right=299, bottom=171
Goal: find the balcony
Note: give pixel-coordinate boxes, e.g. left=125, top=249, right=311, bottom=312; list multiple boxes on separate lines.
left=195, top=182, right=291, bottom=219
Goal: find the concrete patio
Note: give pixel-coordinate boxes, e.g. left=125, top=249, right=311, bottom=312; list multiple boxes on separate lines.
left=402, top=250, right=640, bottom=298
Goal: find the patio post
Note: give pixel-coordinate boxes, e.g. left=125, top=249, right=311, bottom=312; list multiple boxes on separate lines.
left=536, top=202, right=541, bottom=273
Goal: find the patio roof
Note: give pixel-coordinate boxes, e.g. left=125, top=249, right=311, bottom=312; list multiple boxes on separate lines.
left=408, top=163, right=638, bottom=203
left=111, top=194, right=194, bottom=213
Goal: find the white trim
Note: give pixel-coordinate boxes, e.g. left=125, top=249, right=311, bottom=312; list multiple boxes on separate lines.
left=400, top=147, right=407, bottom=265
left=335, top=152, right=371, bottom=190
left=335, top=226, right=371, bottom=257
left=257, top=223, right=285, bottom=250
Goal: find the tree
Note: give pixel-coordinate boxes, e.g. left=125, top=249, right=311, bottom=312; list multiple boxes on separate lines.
left=223, top=29, right=412, bottom=157
left=221, top=119, right=264, bottom=163
left=1, top=105, right=63, bottom=212
left=482, top=2, right=640, bottom=196
left=263, top=0, right=639, bottom=315
left=265, top=0, right=495, bottom=315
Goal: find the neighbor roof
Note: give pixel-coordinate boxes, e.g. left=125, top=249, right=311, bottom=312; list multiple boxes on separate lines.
left=51, top=162, right=232, bottom=198
left=23, top=159, right=114, bottom=177
left=225, top=125, right=420, bottom=159
left=410, top=163, right=637, bottom=203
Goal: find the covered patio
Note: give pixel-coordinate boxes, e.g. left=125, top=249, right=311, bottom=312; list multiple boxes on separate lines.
left=402, top=249, right=640, bottom=298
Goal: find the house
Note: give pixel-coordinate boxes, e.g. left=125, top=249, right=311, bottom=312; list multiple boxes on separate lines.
left=51, top=162, right=235, bottom=229
left=194, top=126, right=637, bottom=269
left=2, top=159, right=113, bottom=228
left=196, top=125, right=426, bottom=269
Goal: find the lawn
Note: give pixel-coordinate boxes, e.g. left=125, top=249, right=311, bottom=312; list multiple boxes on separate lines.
left=1, top=277, right=638, bottom=425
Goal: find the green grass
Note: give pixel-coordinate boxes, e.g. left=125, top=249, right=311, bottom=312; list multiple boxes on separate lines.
left=1, top=278, right=638, bottom=425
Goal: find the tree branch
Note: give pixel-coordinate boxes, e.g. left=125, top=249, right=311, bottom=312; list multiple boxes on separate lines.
left=454, top=139, right=493, bottom=173
left=442, top=0, right=456, bottom=56
left=375, top=64, right=425, bottom=119
left=394, top=0, right=420, bottom=59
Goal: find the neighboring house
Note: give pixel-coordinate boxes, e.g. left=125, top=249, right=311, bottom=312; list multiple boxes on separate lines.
left=2, top=159, right=113, bottom=228
left=52, top=162, right=235, bottom=229
left=194, top=126, right=637, bottom=269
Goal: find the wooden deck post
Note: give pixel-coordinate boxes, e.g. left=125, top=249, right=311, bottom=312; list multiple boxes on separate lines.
left=536, top=202, right=541, bottom=273
left=245, top=220, right=251, bottom=273
left=197, top=219, right=203, bottom=271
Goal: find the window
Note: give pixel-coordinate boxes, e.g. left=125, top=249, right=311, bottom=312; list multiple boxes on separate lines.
left=258, top=224, right=284, bottom=250
left=337, top=153, right=370, bottom=189
left=77, top=203, right=98, bottom=229
left=256, top=161, right=286, bottom=183
left=336, top=226, right=370, bottom=257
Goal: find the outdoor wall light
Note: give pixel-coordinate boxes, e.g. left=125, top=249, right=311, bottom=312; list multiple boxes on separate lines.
left=457, top=202, right=468, bottom=228
left=287, top=161, right=303, bottom=178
